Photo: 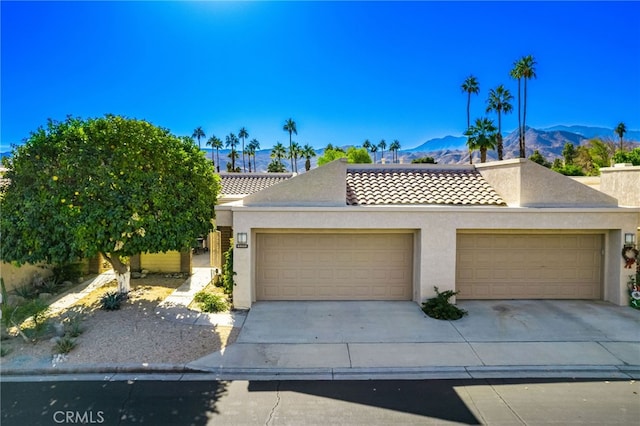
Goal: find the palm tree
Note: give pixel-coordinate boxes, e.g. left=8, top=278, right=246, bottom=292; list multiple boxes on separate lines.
left=192, top=126, right=206, bottom=150
left=270, top=142, right=287, bottom=166
left=206, top=135, right=222, bottom=172
left=301, top=143, right=316, bottom=171
left=225, top=133, right=239, bottom=172
left=238, top=127, right=249, bottom=172
left=248, top=138, right=260, bottom=172
left=464, top=118, right=498, bottom=163
left=370, top=145, right=378, bottom=163
left=363, top=139, right=372, bottom=155
left=245, top=142, right=255, bottom=172
left=389, top=140, right=400, bottom=163
left=520, top=55, right=537, bottom=158
left=486, top=84, right=514, bottom=161
left=288, top=141, right=301, bottom=173
left=615, top=122, right=627, bottom=152
left=511, top=55, right=536, bottom=158
left=461, top=75, right=480, bottom=164
left=283, top=118, right=297, bottom=172
left=378, top=139, right=387, bottom=163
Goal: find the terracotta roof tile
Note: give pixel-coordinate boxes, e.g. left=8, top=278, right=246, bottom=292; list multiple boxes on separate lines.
left=220, top=173, right=293, bottom=196
left=346, top=168, right=506, bottom=206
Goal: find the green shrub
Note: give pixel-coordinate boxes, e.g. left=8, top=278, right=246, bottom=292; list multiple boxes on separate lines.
left=13, top=283, right=37, bottom=299
left=65, top=314, right=85, bottom=337
left=53, top=336, right=77, bottom=354
left=193, top=291, right=228, bottom=313
left=52, top=262, right=84, bottom=283
left=100, top=291, right=126, bottom=311
left=222, top=246, right=236, bottom=297
left=421, top=287, right=467, bottom=320
left=1, top=346, right=12, bottom=357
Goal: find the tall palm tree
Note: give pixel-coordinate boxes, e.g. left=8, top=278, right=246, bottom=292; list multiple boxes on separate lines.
left=378, top=139, right=387, bottom=163
left=520, top=55, right=537, bottom=158
left=248, top=138, right=260, bottom=172
left=301, top=143, right=316, bottom=171
left=389, top=140, right=400, bottom=163
left=288, top=141, right=301, bottom=173
left=206, top=135, right=222, bottom=172
left=486, top=84, right=514, bottom=161
left=615, top=122, right=627, bottom=152
left=461, top=75, right=480, bottom=164
left=363, top=139, right=372, bottom=156
left=245, top=142, right=255, bottom=172
left=370, top=145, right=378, bottom=163
left=271, top=142, right=287, bottom=166
left=192, top=126, right=206, bottom=150
left=464, top=117, right=498, bottom=163
left=511, top=55, right=537, bottom=158
left=225, top=133, right=239, bottom=172
left=238, top=127, right=249, bottom=172
left=283, top=118, right=297, bottom=172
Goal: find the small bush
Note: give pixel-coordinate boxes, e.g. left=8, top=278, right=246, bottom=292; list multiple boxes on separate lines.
left=222, top=246, right=236, bottom=297
left=53, top=336, right=77, bottom=354
left=65, top=314, right=85, bottom=337
left=13, top=283, right=37, bottom=300
left=52, top=262, right=84, bottom=283
left=100, top=291, right=126, bottom=311
left=40, top=278, right=61, bottom=294
left=1, top=346, right=12, bottom=357
left=422, top=287, right=467, bottom=320
left=193, top=291, right=228, bottom=313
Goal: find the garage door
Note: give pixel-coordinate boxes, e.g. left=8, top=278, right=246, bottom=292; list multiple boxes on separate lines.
left=456, top=233, right=602, bottom=299
left=256, top=232, right=413, bottom=300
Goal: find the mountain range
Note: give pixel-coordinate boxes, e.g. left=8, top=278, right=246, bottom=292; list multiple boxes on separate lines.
left=2, top=125, right=638, bottom=171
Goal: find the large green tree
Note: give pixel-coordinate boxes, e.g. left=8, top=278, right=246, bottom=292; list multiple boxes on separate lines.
left=486, top=84, right=513, bottom=160
left=378, top=139, right=387, bottom=163
left=389, top=140, right=401, bottom=163
left=283, top=118, right=297, bottom=172
left=247, top=138, right=260, bottom=172
left=0, top=115, right=219, bottom=294
left=238, top=127, right=249, bottom=172
left=461, top=75, right=480, bottom=164
left=464, top=117, right=497, bottom=163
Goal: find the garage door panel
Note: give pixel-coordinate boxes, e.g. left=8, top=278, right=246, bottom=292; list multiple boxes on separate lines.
left=256, top=232, right=413, bottom=301
left=457, top=233, right=601, bottom=300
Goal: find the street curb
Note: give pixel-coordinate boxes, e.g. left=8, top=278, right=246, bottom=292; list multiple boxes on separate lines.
left=2, top=364, right=639, bottom=381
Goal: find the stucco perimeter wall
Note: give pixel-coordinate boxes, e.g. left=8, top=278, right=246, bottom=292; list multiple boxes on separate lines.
left=243, top=159, right=347, bottom=206
left=477, top=159, right=618, bottom=207
left=1, top=262, right=53, bottom=291
left=600, top=164, right=640, bottom=207
left=230, top=206, right=639, bottom=309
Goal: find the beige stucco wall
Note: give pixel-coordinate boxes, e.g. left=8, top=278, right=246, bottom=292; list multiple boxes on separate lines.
left=0, top=262, right=53, bottom=292
left=600, top=164, right=640, bottom=207
left=230, top=206, right=639, bottom=309
left=477, top=159, right=618, bottom=207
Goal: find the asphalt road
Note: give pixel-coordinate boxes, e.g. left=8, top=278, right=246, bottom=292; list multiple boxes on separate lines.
left=1, top=377, right=638, bottom=425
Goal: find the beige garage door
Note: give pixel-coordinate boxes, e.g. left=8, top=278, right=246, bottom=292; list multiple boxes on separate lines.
left=256, top=232, right=413, bottom=300
left=456, top=233, right=602, bottom=299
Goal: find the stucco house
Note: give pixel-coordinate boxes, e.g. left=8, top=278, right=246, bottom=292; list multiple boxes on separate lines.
left=215, top=159, right=639, bottom=310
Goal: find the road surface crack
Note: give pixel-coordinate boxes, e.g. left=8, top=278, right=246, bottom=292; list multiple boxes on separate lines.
left=266, top=381, right=281, bottom=426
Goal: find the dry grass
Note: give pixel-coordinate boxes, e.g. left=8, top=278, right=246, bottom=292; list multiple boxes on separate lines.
left=0, top=274, right=239, bottom=368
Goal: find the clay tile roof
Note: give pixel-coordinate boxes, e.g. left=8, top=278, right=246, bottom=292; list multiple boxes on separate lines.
left=220, top=173, right=293, bottom=196
left=346, top=168, right=506, bottom=206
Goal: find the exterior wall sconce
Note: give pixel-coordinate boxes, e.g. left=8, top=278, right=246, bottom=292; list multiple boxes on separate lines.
left=236, top=232, right=248, bottom=248
left=624, top=233, right=636, bottom=246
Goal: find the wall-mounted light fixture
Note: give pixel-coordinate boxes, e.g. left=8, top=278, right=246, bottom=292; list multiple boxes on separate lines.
left=624, top=233, right=636, bottom=246
left=236, top=232, right=248, bottom=248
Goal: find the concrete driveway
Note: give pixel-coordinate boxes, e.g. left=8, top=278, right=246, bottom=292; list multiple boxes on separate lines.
left=188, top=300, right=640, bottom=378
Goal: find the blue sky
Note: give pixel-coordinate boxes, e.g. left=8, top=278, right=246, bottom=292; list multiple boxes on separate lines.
left=2, top=1, right=639, bottom=152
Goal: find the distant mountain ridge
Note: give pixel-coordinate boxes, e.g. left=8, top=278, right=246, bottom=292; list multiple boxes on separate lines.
left=2, top=125, right=638, bottom=170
